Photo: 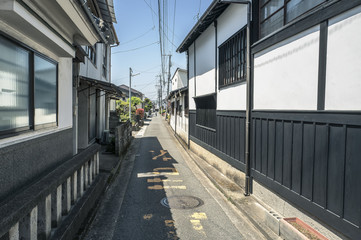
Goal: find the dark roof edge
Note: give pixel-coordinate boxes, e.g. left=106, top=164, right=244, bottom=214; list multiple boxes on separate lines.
left=176, top=0, right=229, bottom=53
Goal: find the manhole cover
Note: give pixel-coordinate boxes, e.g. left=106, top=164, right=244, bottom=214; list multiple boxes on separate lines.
left=160, top=196, right=204, bottom=209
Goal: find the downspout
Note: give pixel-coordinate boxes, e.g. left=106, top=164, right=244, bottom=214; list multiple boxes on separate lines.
left=244, top=0, right=252, bottom=196
left=219, top=0, right=252, bottom=196
left=214, top=20, right=218, bottom=93
left=187, top=51, right=191, bottom=149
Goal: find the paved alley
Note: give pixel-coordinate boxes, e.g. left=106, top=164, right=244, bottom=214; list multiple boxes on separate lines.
left=83, top=115, right=268, bottom=240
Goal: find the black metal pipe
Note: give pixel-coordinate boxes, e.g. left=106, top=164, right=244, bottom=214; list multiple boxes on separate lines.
left=219, top=0, right=252, bottom=196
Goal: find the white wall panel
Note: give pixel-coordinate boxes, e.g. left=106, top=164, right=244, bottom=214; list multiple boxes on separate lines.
left=218, top=83, right=247, bottom=110
left=188, top=43, right=195, bottom=80
left=58, top=57, right=73, bottom=128
left=254, top=26, right=320, bottom=110
left=189, top=78, right=196, bottom=110
left=325, top=6, right=361, bottom=110
left=217, top=4, right=247, bottom=46
left=195, top=25, right=215, bottom=96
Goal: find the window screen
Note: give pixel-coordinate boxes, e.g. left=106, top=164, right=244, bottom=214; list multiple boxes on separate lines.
left=0, top=37, right=30, bottom=132
left=34, top=55, right=57, bottom=125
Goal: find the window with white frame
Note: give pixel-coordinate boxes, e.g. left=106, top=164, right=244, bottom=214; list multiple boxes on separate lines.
left=0, top=35, right=57, bottom=136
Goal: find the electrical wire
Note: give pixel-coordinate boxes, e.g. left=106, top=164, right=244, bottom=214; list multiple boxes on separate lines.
left=112, top=41, right=159, bottom=54
left=118, top=27, right=155, bottom=45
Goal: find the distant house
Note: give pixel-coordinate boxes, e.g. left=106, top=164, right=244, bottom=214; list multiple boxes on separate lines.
left=177, top=0, right=361, bottom=239
left=0, top=0, right=119, bottom=239
left=110, top=85, right=145, bottom=110
left=168, top=68, right=188, bottom=143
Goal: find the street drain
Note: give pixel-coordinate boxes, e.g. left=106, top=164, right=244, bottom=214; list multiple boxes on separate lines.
left=160, top=196, right=204, bottom=209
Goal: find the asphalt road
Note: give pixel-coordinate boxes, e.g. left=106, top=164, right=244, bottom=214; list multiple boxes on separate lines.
left=84, top=115, right=267, bottom=240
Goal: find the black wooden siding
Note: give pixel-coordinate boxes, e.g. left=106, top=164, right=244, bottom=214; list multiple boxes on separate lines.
left=251, top=111, right=361, bottom=239
left=189, top=110, right=246, bottom=171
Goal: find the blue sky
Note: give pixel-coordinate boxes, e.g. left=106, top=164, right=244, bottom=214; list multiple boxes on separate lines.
left=111, top=0, right=213, bottom=101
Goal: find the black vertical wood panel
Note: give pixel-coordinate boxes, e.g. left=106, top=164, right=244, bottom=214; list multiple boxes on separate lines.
left=268, top=120, right=276, bottom=179
left=343, top=127, right=361, bottom=227
left=230, top=117, right=235, bottom=158
left=240, top=118, right=245, bottom=163
left=227, top=117, right=231, bottom=156
left=283, top=122, right=292, bottom=189
left=302, top=123, right=315, bottom=200
left=222, top=117, right=227, bottom=152
left=275, top=121, right=283, bottom=184
left=313, top=124, right=328, bottom=208
left=261, top=120, right=268, bottom=175
left=251, top=118, right=256, bottom=169
left=327, top=125, right=345, bottom=217
left=255, top=119, right=262, bottom=172
left=234, top=118, right=240, bottom=160
left=292, top=122, right=302, bottom=194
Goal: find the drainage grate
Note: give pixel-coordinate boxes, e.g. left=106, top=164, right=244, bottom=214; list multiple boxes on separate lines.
left=160, top=196, right=204, bottom=209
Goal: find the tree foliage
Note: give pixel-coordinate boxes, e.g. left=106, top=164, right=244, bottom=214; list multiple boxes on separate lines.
left=144, top=98, right=153, bottom=112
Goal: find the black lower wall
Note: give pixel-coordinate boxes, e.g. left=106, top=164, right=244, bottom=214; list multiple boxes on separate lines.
left=0, top=128, right=73, bottom=202
left=189, top=110, right=246, bottom=171
left=251, top=111, right=361, bottom=239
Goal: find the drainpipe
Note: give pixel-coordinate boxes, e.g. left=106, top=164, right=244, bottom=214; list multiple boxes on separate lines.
left=219, top=0, right=252, bottom=196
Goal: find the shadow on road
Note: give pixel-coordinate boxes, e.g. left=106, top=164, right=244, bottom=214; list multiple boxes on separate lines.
left=113, top=136, right=180, bottom=240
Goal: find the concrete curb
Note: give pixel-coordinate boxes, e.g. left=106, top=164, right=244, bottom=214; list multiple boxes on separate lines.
left=163, top=121, right=284, bottom=239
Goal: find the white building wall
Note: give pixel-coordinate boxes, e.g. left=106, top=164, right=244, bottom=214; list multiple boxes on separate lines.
left=217, top=4, right=247, bottom=46
left=325, top=6, right=361, bottom=110
left=216, top=4, right=248, bottom=111
left=195, top=25, right=216, bottom=96
left=188, top=44, right=196, bottom=110
left=58, top=57, right=73, bottom=129
left=253, top=26, right=320, bottom=110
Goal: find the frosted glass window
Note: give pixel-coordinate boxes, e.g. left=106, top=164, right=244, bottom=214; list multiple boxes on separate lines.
left=0, top=37, right=30, bottom=132
left=34, top=55, right=57, bottom=125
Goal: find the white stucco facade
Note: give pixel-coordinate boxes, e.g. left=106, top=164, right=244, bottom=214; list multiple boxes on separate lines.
left=186, top=3, right=248, bottom=111
left=254, top=26, right=320, bottom=110
left=325, top=6, right=361, bottom=110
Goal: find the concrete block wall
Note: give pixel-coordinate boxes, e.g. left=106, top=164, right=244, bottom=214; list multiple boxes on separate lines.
left=0, top=148, right=100, bottom=240
left=114, top=121, right=132, bottom=156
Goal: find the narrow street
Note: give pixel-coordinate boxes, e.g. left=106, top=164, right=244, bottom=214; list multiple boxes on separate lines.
left=83, top=115, right=268, bottom=240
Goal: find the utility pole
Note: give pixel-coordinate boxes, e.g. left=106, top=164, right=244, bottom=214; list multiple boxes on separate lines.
left=167, top=55, right=172, bottom=96
left=129, top=67, right=139, bottom=122
left=159, top=75, right=163, bottom=114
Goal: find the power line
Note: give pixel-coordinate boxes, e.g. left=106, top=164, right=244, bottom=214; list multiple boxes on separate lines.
left=172, top=0, right=177, bottom=52
left=112, top=41, right=159, bottom=54
left=118, top=27, right=155, bottom=45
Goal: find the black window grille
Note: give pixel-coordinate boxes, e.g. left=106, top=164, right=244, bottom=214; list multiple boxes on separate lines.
left=259, top=0, right=327, bottom=38
left=194, top=94, right=216, bottom=130
left=219, top=28, right=246, bottom=88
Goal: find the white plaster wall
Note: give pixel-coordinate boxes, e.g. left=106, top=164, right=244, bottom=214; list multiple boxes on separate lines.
left=188, top=44, right=195, bottom=80
left=217, top=83, right=247, bottom=110
left=58, top=57, right=73, bottom=129
left=217, top=4, right=247, bottom=46
left=195, top=25, right=216, bottom=96
left=189, top=78, right=196, bottom=110
left=253, top=26, right=320, bottom=110
left=325, top=6, right=361, bottom=110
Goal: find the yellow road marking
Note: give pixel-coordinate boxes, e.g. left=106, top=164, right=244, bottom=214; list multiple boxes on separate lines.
left=163, top=157, right=172, bottom=161
left=148, top=185, right=186, bottom=190
left=143, top=214, right=153, bottom=220
left=191, top=212, right=207, bottom=220
left=147, top=178, right=183, bottom=183
left=152, top=150, right=168, bottom=160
